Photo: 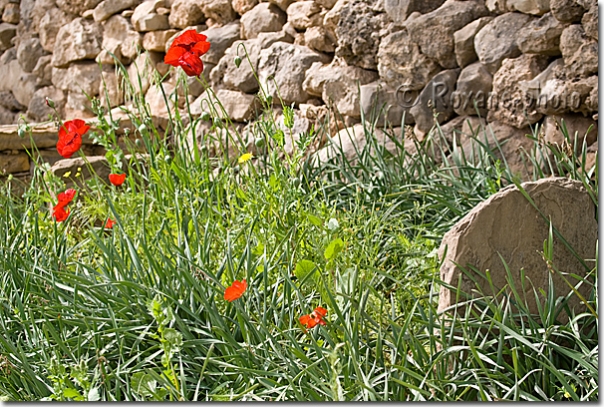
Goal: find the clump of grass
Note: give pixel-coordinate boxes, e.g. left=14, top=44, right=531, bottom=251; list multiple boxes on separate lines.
left=0, top=51, right=597, bottom=401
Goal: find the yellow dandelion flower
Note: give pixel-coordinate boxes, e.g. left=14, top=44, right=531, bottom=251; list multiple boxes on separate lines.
left=238, top=152, right=253, bottom=164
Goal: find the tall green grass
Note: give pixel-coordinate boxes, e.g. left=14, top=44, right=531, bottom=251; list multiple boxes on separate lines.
left=0, top=56, right=597, bottom=401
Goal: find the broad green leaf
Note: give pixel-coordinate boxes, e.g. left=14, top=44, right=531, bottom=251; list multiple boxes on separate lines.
left=324, top=238, right=344, bottom=261
left=294, top=260, right=318, bottom=285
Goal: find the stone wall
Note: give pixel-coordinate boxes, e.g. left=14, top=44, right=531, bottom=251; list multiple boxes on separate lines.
left=0, top=0, right=598, bottom=177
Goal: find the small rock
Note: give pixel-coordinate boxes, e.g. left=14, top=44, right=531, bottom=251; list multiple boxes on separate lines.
left=335, top=0, right=391, bottom=70
left=211, top=39, right=262, bottom=93
left=303, top=61, right=378, bottom=117
left=517, top=12, right=567, bottom=56
left=51, top=18, right=104, bottom=67
left=550, top=0, right=585, bottom=23
left=267, top=0, right=294, bottom=12
left=487, top=54, right=549, bottom=128
left=64, top=91, right=96, bottom=118
left=360, top=80, right=415, bottom=126
left=581, top=3, right=597, bottom=40
left=39, top=8, right=74, bottom=53
left=232, top=0, right=258, bottom=15
left=132, top=0, right=169, bottom=31
left=143, top=29, right=179, bottom=52
left=377, top=29, right=441, bottom=91
left=56, top=0, right=103, bottom=17
left=304, top=26, right=336, bottom=53
left=474, top=12, right=534, bottom=74
left=315, top=0, right=337, bottom=8
left=27, top=86, right=66, bottom=121
left=438, top=177, right=597, bottom=322
left=0, top=23, right=17, bottom=51
left=200, top=0, right=236, bottom=26
left=506, top=0, right=550, bottom=15
left=51, top=155, right=112, bottom=186
left=99, top=70, right=124, bottom=109
left=406, top=0, right=490, bottom=69
left=169, top=0, right=205, bottom=28
left=32, top=55, right=53, bottom=87
left=194, top=88, right=261, bottom=121
left=240, top=3, right=286, bottom=39
left=99, top=15, right=142, bottom=65
left=257, top=42, right=329, bottom=105
left=383, top=0, right=445, bottom=26
left=453, top=17, right=493, bottom=68
left=559, top=24, right=598, bottom=77
left=410, top=68, right=460, bottom=134
left=51, top=62, right=102, bottom=96
left=452, top=62, right=492, bottom=117
left=13, top=73, right=40, bottom=108
left=198, top=22, right=241, bottom=65
left=93, top=0, right=139, bottom=22
left=286, top=1, right=323, bottom=30
left=17, top=37, right=46, bottom=73
left=2, top=2, right=19, bottom=24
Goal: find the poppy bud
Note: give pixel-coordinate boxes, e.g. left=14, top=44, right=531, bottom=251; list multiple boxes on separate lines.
left=234, top=56, right=242, bottom=68
left=201, top=112, right=211, bottom=121
left=254, top=137, right=265, bottom=148
left=45, top=97, right=55, bottom=108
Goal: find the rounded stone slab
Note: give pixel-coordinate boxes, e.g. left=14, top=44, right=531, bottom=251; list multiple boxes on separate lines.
left=438, top=177, right=597, bottom=322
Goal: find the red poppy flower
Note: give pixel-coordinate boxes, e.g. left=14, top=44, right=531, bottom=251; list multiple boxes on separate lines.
left=224, top=279, right=247, bottom=302
left=56, top=188, right=76, bottom=207
left=108, top=173, right=126, bottom=186
left=52, top=205, right=70, bottom=222
left=105, top=218, right=116, bottom=229
left=300, top=307, right=328, bottom=329
left=164, top=30, right=211, bottom=77
left=56, top=119, right=90, bottom=158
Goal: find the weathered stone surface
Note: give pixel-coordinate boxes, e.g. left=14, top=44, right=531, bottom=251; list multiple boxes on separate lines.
left=51, top=155, right=112, bottom=186
left=566, top=75, right=598, bottom=115
left=93, top=0, right=139, bottom=22
left=0, top=23, right=16, bottom=51
left=56, top=0, right=103, bottom=16
left=142, top=29, right=178, bottom=52
left=438, top=177, right=597, bottom=321
left=0, top=57, right=22, bottom=95
left=452, top=62, right=492, bottom=117
left=17, top=37, right=46, bottom=73
left=383, top=0, right=445, bottom=26
left=232, top=0, right=258, bottom=15
left=211, top=39, right=262, bottom=93
left=132, top=0, right=169, bottom=31
left=507, top=0, right=550, bottom=14
left=518, top=58, right=572, bottom=115
left=474, top=12, right=533, bottom=74
left=98, top=15, right=141, bottom=65
left=13, top=73, right=39, bottom=107
left=550, top=0, right=585, bottom=23
left=0, top=106, right=17, bottom=125
left=241, top=3, right=286, bottom=39
left=488, top=54, right=549, bottom=128
left=195, top=89, right=260, bottom=121
left=27, top=57, right=48, bottom=90
left=581, top=3, right=597, bottom=40
left=406, top=0, right=489, bottom=69
left=99, top=70, right=124, bottom=108
left=410, top=69, right=460, bottom=134
left=304, top=26, right=336, bottom=53
left=453, top=17, right=493, bottom=68
left=360, top=81, right=415, bottom=126
left=169, top=0, right=205, bottom=28
left=316, top=0, right=337, bottom=8
left=52, top=62, right=102, bottom=96
left=196, top=22, right=241, bottom=65
left=517, top=12, right=567, bottom=56
left=27, top=86, right=66, bottom=121
left=52, top=18, right=103, bottom=67
left=312, top=124, right=413, bottom=165
left=323, top=0, right=347, bottom=32
left=559, top=24, right=598, bottom=77
left=258, top=42, right=329, bottom=105
left=0, top=122, right=60, bottom=150
left=2, top=2, right=19, bottom=24
left=268, top=0, right=294, bottom=12
left=335, top=0, right=390, bottom=70
left=127, top=51, right=164, bottom=94
left=543, top=113, right=598, bottom=149
left=303, top=61, right=378, bottom=117
left=201, top=0, right=236, bottom=25
left=0, top=152, right=29, bottom=174
left=39, top=8, right=74, bottom=53
left=0, top=91, right=25, bottom=112
left=378, top=29, right=441, bottom=91
left=287, top=1, right=323, bottom=30
left=65, top=91, right=96, bottom=118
